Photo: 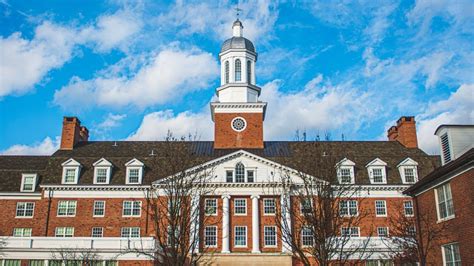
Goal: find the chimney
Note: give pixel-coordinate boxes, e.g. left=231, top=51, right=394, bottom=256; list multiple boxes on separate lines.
left=387, top=116, right=418, bottom=148
left=60, top=117, right=89, bottom=150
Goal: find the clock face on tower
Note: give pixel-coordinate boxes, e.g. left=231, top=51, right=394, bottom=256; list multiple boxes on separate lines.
left=231, top=117, right=247, bottom=132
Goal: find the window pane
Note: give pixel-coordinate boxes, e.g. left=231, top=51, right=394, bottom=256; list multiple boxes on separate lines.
left=234, top=226, right=246, bottom=246
left=235, top=163, right=245, bottom=182
left=96, top=168, right=108, bottom=183
left=205, top=199, right=217, bottom=215
left=204, top=226, right=217, bottom=246
left=247, top=170, right=254, bottom=182
left=235, top=59, right=241, bottom=81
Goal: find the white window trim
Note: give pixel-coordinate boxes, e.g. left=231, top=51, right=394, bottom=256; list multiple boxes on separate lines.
left=339, top=200, right=359, bottom=217
left=204, top=198, right=218, bottom=216
left=441, top=242, right=461, bottom=266
left=13, top=227, right=32, bottom=237
left=93, top=167, right=112, bottom=184
left=301, top=226, right=314, bottom=247
left=234, top=198, right=247, bottom=216
left=300, top=197, right=314, bottom=216
left=366, top=158, right=387, bottom=184
left=57, top=200, right=77, bottom=217
left=263, top=198, right=276, bottom=216
left=404, top=200, right=414, bottom=217
left=125, top=158, right=144, bottom=185
left=375, top=200, right=387, bottom=217
left=377, top=227, right=389, bottom=237
left=121, top=227, right=141, bottom=238
left=93, top=200, right=106, bottom=217
left=61, top=158, right=81, bottom=184
left=91, top=227, right=104, bottom=237
left=55, top=227, right=74, bottom=237
left=20, top=173, right=37, bottom=192
left=336, top=158, right=356, bottom=184
left=122, top=200, right=142, bottom=217
left=234, top=226, right=248, bottom=247
left=204, top=226, right=218, bottom=247
left=15, top=202, right=35, bottom=218
left=434, top=183, right=455, bottom=222
left=397, top=158, right=419, bottom=184
left=341, top=227, right=360, bottom=237
left=263, top=226, right=277, bottom=247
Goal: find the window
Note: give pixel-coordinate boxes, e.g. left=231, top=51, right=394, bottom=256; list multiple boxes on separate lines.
left=204, top=226, right=217, bottom=247
left=442, top=243, right=461, bottom=266
left=28, top=260, right=45, bottom=266
left=21, top=174, right=36, bottom=192
left=91, top=227, right=103, bottom=237
left=55, top=227, right=74, bottom=237
left=125, top=158, right=144, bottom=184
left=234, top=226, right=247, bottom=247
left=235, top=163, right=245, bottom=182
left=339, top=168, right=352, bottom=184
left=16, top=202, right=34, bottom=217
left=234, top=198, right=247, bottom=215
left=377, top=227, right=389, bottom=237
left=95, top=168, right=108, bottom=184
left=93, top=201, right=105, bottom=217
left=403, top=168, right=416, bottom=183
left=167, top=226, right=180, bottom=246
left=404, top=201, right=414, bottom=216
left=247, top=170, right=254, bottom=182
left=246, top=60, right=251, bottom=83
left=341, top=227, right=360, bottom=237
left=366, top=261, right=394, bottom=266
left=64, top=168, right=77, bottom=183
left=235, top=59, right=241, bottom=81
left=372, top=168, right=384, bottom=183
left=407, top=226, right=416, bottom=236
left=57, top=201, right=77, bottom=217
left=339, top=200, right=358, bottom=216
left=263, top=198, right=276, bottom=215
left=123, top=201, right=141, bottom=217
left=128, top=168, right=140, bottom=183
left=301, top=227, right=314, bottom=247
left=232, top=117, right=247, bottom=132
left=205, top=199, right=217, bottom=216
left=13, top=228, right=32, bottom=237
left=264, top=226, right=277, bottom=247
left=300, top=198, right=313, bottom=215
left=226, top=170, right=233, bottom=182
left=436, top=183, right=454, bottom=220
left=225, top=61, right=230, bottom=84
left=375, top=200, right=387, bottom=217
left=441, top=133, right=451, bottom=164
left=121, top=227, right=140, bottom=238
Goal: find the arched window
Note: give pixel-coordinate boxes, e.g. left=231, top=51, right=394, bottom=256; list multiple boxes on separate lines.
left=225, top=61, right=229, bottom=84
left=235, top=59, right=241, bottom=81
left=235, top=162, right=245, bottom=182
left=247, top=60, right=251, bottom=84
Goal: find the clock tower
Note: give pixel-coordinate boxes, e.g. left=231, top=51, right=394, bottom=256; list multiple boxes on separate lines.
left=211, top=19, right=266, bottom=149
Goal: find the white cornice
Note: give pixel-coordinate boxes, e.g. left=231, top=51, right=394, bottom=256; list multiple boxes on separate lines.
left=41, top=185, right=151, bottom=191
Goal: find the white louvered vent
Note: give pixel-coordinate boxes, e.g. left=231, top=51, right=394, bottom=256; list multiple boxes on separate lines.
left=441, top=133, right=451, bottom=164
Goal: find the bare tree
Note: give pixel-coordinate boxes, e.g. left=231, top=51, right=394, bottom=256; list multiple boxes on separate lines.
left=124, top=133, right=218, bottom=266
left=384, top=201, right=450, bottom=265
left=274, top=143, right=373, bottom=266
left=50, top=248, right=101, bottom=265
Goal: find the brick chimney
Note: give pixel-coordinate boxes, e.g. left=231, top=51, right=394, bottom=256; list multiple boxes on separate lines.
left=60, top=117, right=89, bottom=150
left=387, top=116, right=418, bottom=148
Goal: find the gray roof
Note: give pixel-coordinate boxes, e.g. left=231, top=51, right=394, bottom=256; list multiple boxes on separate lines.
left=0, top=141, right=441, bottom=192
left=220, top=37, right=255, bottom=54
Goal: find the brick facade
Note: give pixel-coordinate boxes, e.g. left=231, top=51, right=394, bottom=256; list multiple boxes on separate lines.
left=214, top=113, right=264, bottom=149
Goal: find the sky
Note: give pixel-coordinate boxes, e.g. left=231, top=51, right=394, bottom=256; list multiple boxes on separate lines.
left=0, top=0, right=473, bottom=156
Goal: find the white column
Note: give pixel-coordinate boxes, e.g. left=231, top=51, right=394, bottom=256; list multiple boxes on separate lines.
left=281, top=193, right=292, bottom=253
left=222, top=195, right=231, bottom=253
left=190, top=194, right=200, bottom=253
left=251, top=195, right=260, bottom=253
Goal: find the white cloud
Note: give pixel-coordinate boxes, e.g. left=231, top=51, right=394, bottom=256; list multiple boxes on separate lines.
left=417, top=84, right=474, bottom=154
left=92, top=113, right=127, bottom=139
left=0, top=136, right=60, bottom=155
left=127, top=109, right=212, bottom=140
left=156, top=0, right=278, bottom=43
left=53, top=47, right=218, bottom=110
left=0, top=9, right=142, bottom=98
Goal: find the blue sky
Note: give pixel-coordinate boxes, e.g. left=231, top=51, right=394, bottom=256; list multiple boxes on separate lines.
left=1, top=0, right=473, bottom=155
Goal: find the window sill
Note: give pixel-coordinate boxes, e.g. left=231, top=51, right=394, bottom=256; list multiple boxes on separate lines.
left=234, top=213, right=247, bottom=216
left=15, top=216, right=34, bottom=219
left=263, top=213, right=276, bottom=216
left=57, top=215, right=76, bottom=218
left=437, top=215, right=455, bottom=223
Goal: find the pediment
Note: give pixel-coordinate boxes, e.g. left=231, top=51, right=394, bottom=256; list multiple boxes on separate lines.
left=153, top=150, right=322, bottom=185
left=61, top=158, right=81, bottom=167
left=125, top=158, right=144, bottom=167
left=397, top=157, right=418, bottom=167
left=366, top=158, right=387, bottom=167
left=93, top=158, right=113, bottom=167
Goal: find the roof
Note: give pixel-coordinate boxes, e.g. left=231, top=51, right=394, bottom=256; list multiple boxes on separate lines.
left=220, top=37, right=255, bottom=54
left=434, top=124, right=474, bottom=135
left=0, top=141, right=440, bottom=192
left=0, top=156, right=49, bottom=192
left=404, top=148, right=474, bottom=195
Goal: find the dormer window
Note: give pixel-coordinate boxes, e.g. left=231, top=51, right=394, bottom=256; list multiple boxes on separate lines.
left=93, top=158, right=113, bottom=184
left=366, top=158, right=387, bottom=184
left=125, top=158, right=144, bottom=185
left=336, top=158, right=355, bottom=184
left=21, top=174, right=37, bottom=192
left=398, top=158, right=419, bottom=184
left=61, top=158, right=81, bottom=184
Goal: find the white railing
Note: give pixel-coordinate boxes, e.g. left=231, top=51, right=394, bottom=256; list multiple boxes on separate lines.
left=1, top=237, right=155, bottom=251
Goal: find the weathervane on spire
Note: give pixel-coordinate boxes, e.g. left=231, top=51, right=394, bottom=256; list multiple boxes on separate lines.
left=234, top=5, right=243, bottom=20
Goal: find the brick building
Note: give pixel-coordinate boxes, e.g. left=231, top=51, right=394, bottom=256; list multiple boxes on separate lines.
left=405, top=125, right=474, bottom=265
left=0, top=20, right=467, bottom=266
